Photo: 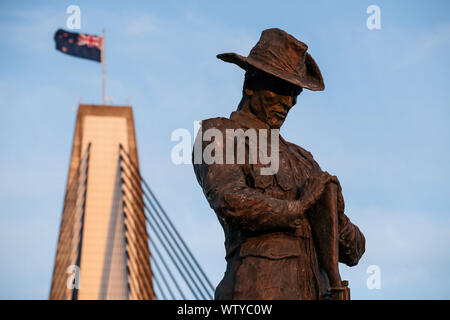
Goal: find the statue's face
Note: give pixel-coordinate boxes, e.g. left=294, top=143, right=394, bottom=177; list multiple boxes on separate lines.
left=245, top=72, right=302, bottom=129
left=248, top=89, right=298, bottom=129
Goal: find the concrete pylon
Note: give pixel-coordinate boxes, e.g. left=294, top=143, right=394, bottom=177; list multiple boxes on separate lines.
left=50, top=104, right=154, bottom=300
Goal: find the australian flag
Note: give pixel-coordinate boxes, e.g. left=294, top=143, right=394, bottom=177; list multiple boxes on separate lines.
left=54, top=29, right=103, bottom=62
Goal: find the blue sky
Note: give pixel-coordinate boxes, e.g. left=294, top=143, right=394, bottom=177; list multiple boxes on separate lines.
left=0, top=0, right=449, bottom=299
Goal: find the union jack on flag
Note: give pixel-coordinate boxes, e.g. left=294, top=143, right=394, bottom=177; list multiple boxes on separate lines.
left=54, top=29, right=103, bottom=62
left=77, top=33, right=103, bottom=50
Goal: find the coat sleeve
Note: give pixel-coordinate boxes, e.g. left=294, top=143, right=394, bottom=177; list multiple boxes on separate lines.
left=336, top=184, right=366, bottom=266
left=195, top=160, right=304, bottom=233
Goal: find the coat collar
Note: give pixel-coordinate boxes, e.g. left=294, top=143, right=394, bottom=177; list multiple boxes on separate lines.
left=229, top=110, right=290, bottom=147
left=229, top=110, right=271, bottom=130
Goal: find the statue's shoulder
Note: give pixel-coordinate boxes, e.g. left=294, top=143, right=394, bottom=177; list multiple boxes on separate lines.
left=284, top=140, right=313, bottom=159
left=284, top=139, right=321, bottom=170
left=200, top=117, right=240, bottom=131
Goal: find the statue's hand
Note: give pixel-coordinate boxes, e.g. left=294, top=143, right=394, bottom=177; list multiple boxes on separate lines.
left=297, top=172, right=338, bottom=213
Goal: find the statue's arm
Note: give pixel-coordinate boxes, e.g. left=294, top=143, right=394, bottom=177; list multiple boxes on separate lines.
left=193, top=119, right=332, bottom=233
left=336, top=187, right=366, bottom=266
left=195, top=161, right=304, bottom=233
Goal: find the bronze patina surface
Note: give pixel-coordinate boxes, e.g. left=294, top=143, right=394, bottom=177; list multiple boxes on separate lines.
left=193, top=28, right=365, bottom=300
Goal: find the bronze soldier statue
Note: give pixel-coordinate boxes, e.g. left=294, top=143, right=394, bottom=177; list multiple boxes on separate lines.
left=193, top=28, right=365, bottom=300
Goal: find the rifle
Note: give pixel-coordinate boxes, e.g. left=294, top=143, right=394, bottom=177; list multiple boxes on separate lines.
left=307, top=182, right=350, bottom=300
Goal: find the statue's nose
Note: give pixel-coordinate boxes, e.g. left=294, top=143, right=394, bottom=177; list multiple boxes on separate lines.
left=281, top=96, right=295, bottom=109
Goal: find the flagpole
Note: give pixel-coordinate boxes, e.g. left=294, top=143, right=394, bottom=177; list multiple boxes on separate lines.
left=102, top=28, right=106, bottom=105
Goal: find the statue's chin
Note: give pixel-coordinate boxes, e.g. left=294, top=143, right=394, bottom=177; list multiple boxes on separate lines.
left=269, top=120, right=284, bottom=130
